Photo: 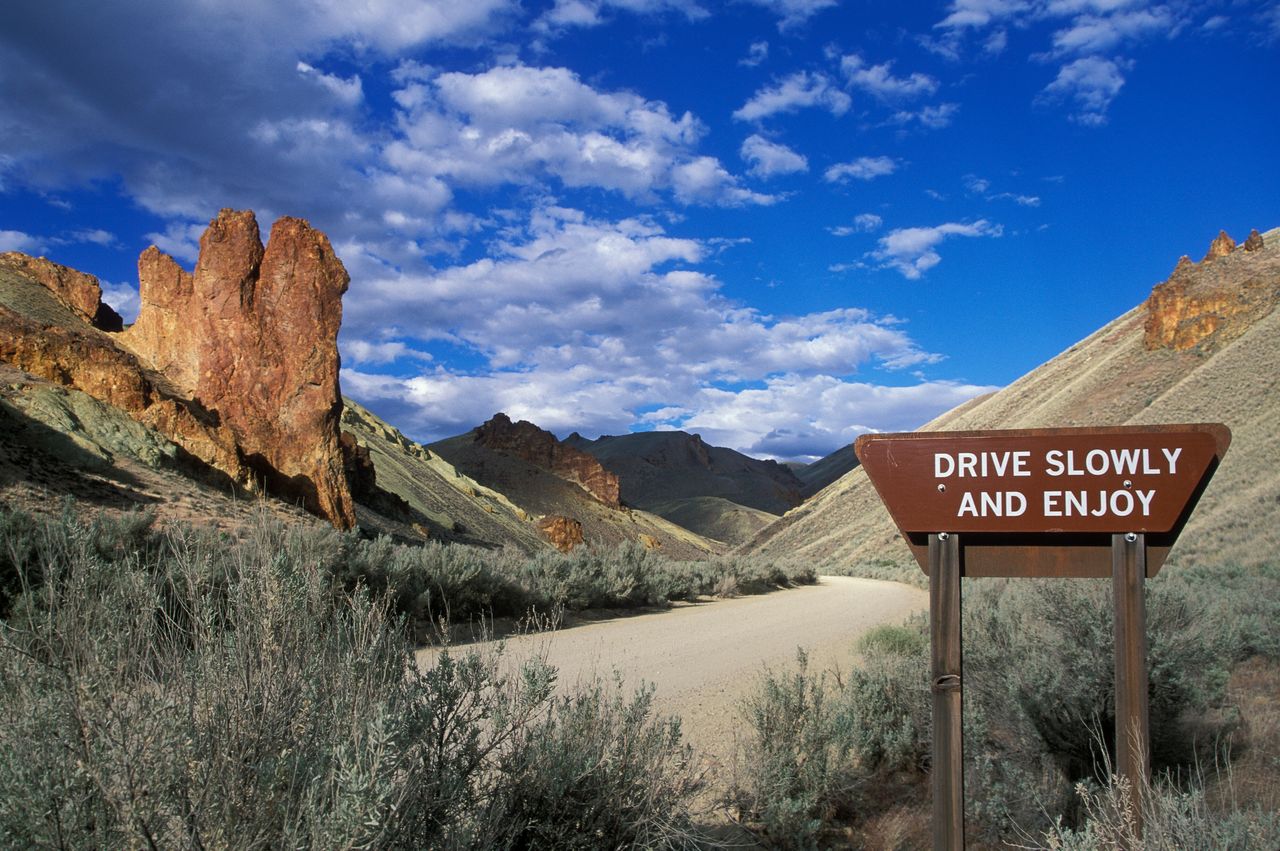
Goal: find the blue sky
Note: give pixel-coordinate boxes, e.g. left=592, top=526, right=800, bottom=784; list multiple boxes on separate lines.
left=1, top=0, right=1276, bottom=461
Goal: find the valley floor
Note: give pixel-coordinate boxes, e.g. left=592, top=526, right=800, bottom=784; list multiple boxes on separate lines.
left=417, top=576, right=927, bottom=784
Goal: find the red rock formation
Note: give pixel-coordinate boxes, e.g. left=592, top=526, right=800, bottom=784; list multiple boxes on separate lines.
left=126, top=247, right=199, bottom=388
left=0, top=305, right=248, bottom=481
left=1243, top=229, right=1264, bottom=252
left=1201, top=230, right=1236, bottom=262
left=1144, top=227, right=1279, bottom=352
left=121, top=209, right=355, bottom=528
left=538, top=515, right=584, bottom=552
left=475, top=413, right=621, bottom=507
left=0, top=252, right=122, bottom=330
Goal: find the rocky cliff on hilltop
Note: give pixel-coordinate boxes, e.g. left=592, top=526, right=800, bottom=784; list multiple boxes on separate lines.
left=473, top=413, right=622, bottom=507
left=566, top=430, right=804, bottom=516
left=1144, top=229, right=1278, bottom=352
left=0, top=209, right=356, bottom=529
left=0, top=252, right=123, bottom=331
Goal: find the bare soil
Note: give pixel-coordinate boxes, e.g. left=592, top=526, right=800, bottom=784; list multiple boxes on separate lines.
left=417, top=576, right=927, bottom=782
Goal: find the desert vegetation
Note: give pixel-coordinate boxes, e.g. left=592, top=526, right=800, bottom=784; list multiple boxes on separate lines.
left=3, top=502, right=1276, bottom=849
left=733, top=566, right=1280, bottom=848
left=0, top=506, right=705, bottom=847
left=0, top=502, right=819, bottom=848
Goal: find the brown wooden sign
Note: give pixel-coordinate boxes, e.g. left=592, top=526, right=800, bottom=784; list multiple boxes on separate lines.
left=855, top=423, right=1230, bottom=849
left=855, top=424, right=1230, bottom=578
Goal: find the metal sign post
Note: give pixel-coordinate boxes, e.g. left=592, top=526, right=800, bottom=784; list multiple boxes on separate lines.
left=929, top=532, right=963, bottom=850
left=856, top=424, right=1230, bottom=850
left=1112, top=531, right=1150, bottom=832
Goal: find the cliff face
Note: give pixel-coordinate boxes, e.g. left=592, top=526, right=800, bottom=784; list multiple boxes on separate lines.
left=1144, top=229, right=1278, bottom=352
left=0, top=252, right=122, bottom=331
left=120, top=209, right=355, bottom=528
left=0, top=209, right=357, bottom=529
left=475, top=413, right=622, bottom=507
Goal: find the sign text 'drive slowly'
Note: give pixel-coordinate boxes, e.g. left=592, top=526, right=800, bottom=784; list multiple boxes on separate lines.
left=855, top=426, right=1227, bottom=535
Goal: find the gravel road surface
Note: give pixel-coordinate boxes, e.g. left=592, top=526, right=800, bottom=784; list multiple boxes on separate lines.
left=416, top=576, right=926, bottom=776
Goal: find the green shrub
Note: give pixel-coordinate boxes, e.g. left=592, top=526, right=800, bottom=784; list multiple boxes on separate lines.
left=846, top=618, right=930, bottom=773
left=1038, top=771, right=1280, bottom=850
left=0, top=506, right=707, bottom=849
left=735, top=650, right=857, bottom=850
left=483, top=676, right=704, bottom=849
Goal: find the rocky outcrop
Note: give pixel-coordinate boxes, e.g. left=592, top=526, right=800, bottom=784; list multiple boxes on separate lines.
left=0, top=209, right=357, bottom=529
left=566, top=429, right=804, bottom=516
left=538, top=515, right=584, bottom=552
left=119, top=209, right=355, bottom=528
left=1201, top=230, right=1236, bottom=262
left=1144, top=228, right=1278, bottom=352
left=0, top=304, right=249, bottom=482
left=475, top=413, right=621, bottom=507
left=0, top=252, right=122, bottom=331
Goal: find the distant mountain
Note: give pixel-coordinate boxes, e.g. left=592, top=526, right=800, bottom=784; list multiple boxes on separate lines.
left=744, top=227, right=1280, bottom=574
left=562, top=430, right=804, bottom=543
left=794, top=443, right=860, bottom=499
left=565, top=430, right=803, bottom=514
left=430, top=415, right=721, bottom=558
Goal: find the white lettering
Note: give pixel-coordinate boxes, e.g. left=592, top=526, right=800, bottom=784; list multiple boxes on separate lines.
left=1045, top=450, right=1065, bottom=477
left=1136, top=489, right=1155, bottom=516
left=1110, top=448, right=1140, bottom=475
left=1012, top=451, right=1031, bottom=476
left=1044, top=490, right=1062, bottom=517
left=935, top=453, right=955, bottom=478
left=1111, top=489, right=1135, bottom=516
left=1006, top=491, right=1027, bottom=517
left=1065, top=491, right=1088, bottom=516
left=1162, top=446, right=1182, bottom=475
left=958, top=491, right=978, bottom=517
left=958, top=452, right=978, bottom=477
left=1086, top=449, right=1109, bottom=476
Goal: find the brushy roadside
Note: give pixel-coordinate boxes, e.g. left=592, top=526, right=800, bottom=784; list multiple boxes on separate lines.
left=1, top=503, right=815, bottom=643
left=733, top=566, right=1280, bottom=849
left=0, top=504, right=718, bottom=848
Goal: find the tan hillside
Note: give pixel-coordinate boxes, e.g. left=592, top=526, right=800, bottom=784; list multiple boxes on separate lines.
left=338, top=400, right=552, bottom=551
left=644, top=496, right=780, bottom=546
left=744, top=227, right=1280, bottom=572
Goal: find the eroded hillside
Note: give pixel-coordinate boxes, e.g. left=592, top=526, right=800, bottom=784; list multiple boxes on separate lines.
left=744, top=227, right=1280, bottom=572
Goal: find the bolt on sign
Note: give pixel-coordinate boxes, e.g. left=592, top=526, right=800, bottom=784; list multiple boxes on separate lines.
left=855, top=424, right=1230, bottom=850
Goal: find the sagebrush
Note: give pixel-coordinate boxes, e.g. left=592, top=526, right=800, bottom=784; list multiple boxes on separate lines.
left=0, top=505, right=710, bottom=848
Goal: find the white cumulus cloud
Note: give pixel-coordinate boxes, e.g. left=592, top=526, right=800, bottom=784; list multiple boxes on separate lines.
left=870, top=219, right=1002, bottom=279
left=0, top=229, right=44, bottom=253
left=824, top=156, right=898, bottom=183
left=841, top=54, right=939, bottom=100
left=740, top=134, right=809, bottom=178
left=1040, top=55, right=1130, bottom=125
left=340, top=205, right=947, bottom=456
left=733, top=71, right=851, bottom=122
left=389, top=64, right=769, bottom=206
left=741, top=0, right=840, bottom=31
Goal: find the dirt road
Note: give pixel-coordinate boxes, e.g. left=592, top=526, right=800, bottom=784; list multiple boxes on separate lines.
left=416, top=576, right=926, bottom=775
